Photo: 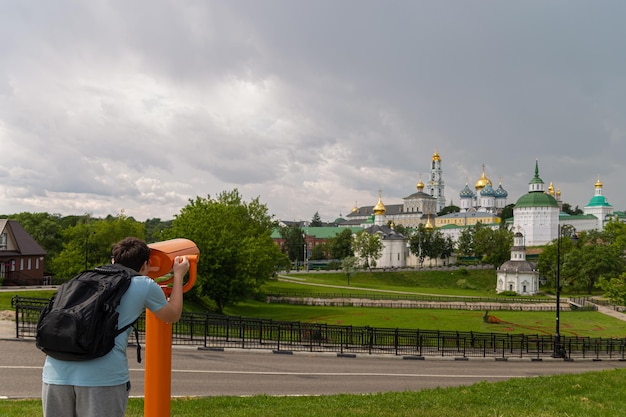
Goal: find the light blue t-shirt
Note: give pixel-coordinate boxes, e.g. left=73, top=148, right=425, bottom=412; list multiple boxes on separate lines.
left=42, top=275, right=167, bottom=386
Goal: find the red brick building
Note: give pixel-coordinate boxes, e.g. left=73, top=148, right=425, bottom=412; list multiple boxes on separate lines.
left=0, top=219, right=47, bottom=285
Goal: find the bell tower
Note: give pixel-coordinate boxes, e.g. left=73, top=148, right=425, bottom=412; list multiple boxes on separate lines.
left=429, top=149, right=446, bottom=213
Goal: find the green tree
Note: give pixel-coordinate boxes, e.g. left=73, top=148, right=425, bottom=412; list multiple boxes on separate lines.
left=460, top=224, right=513, bottom=266
left=144, top=218, right=172, bottom=243
left=566, top=243, right=623, bottom=293
left=438, top=205, right=460, bottom=216
left=51, top=214, right=145, bottom=278
left=352, top=230, right=383, bottom=271
left=310, top=212, right=323, bottom=227
left=279, top=225, right=305, bottom=264
left=457, top=227, right=474, bottom=258
left=309, top=243, right=327, bottom=260
left=500, top=204, right=515, bottom=222
left=408, top=224, right=431, bottom=267
left=327, top=228, right=354, bottom=260
left=167, top=190, right=284, bottom=313
left=597, top=272, right=626, bottom=305
left=341, top=256, right=358, bottom=285
left=484, top=228, right=513, bottom=267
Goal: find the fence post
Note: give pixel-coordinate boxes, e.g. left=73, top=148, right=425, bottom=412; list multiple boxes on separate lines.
left=395, top=328, right=399, bottom=356
left=13, top=295, right=20, bottom=339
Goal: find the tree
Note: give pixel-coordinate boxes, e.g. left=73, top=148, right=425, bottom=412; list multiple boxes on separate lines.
left=597, top=272, right=626, bottom=305
left=566, top=243, right=623, bottom=293
left=408, top=224, right=430, bottom=267
left=309, top=243, right=327, bottom=260
left=561, top=203, right=583, bottom=215
left=167, top=190, right=285, bottom=313
left=352, top=230, right=383, bottom=271
left=438, top=205, right=460, bottom=216
left=310, top=211, right=323, bottom=227
left=144, top=218, right=172, bottom=243
left=457, top=227, right=474, bottom=258
left=500, top=204, right=515, bottom=222
left=341, top=256, right=358, bottom=285
left=51, top=214, right=145, bottom=278
left=279, top=225, right=305, bottom=264
left=483, top=228, right=513, bottom=267
left=327, top=228, right=354, bottom=259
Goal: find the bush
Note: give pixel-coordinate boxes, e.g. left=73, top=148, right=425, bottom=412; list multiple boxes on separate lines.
left=456, top=279, right=476, bottom=290
left=499, top=290, right=519, bottom=297
left=326, top=260, right=342, bottom=270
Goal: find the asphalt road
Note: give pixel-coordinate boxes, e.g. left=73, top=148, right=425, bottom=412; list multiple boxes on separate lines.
left=2, top=338, right=626, bottom=399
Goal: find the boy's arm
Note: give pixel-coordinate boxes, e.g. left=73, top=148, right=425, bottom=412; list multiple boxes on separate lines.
left=152, top=256, right=190, bottom=323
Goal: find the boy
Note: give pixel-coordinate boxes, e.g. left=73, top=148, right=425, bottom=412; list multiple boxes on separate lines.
left=41, top=237, right=190, bottom=417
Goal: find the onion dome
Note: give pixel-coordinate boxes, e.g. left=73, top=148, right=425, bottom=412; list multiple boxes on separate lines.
left=474, top=164, right=492, bottom=191
left=480, top=183, right=496, bottom=197
left=459, top=181, right=475, bottom=198
left=595, top=175, right=603, bottom=189
left=425, top=214, right=434, bottom=230
left=417, top=177, right=425, bottom=192
left=547, top=182, right=555, bottom=196
left=373, top=193, right=386, bottom=215
left=351, top=202, right=358, bottom=213
left=494, top=182, right=508, bottom=198
left=432, top=149, right=441, bottom=162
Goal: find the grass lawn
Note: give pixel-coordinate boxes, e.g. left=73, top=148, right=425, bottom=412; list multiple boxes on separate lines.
left=4, top=369, right=626, bottom=416
left=225, top=300, right=626, bottom=338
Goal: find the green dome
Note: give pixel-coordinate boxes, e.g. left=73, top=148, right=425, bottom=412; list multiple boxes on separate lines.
left=515, top=192, right=559, bottom=208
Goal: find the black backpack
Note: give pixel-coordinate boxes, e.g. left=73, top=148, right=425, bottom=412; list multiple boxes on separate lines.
left=36, top=264, right=142, bottom=362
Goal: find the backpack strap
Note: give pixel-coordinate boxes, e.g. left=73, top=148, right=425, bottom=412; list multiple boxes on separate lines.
left=118, top=321, right=142, bottom=363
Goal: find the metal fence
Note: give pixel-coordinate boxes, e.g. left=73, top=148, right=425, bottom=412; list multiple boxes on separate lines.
left=11, top=296, right=626, bottom=361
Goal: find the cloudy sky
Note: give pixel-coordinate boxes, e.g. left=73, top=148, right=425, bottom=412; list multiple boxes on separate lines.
left=1, top=1, right=625, bottom=223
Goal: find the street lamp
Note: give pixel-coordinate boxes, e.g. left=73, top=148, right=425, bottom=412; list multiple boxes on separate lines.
left=302, top=233, right=307, bottom=272
left=554, top=224, right=577, bottom=359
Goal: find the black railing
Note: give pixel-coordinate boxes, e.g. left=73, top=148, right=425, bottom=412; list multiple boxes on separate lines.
left=10, top=296, right=625, bottom=360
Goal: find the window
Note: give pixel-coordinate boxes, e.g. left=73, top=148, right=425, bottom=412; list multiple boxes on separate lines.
left=0, top=233, right=6, bottom=250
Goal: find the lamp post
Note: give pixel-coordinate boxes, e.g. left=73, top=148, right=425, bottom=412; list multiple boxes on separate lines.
left=554, top=224, right=577, bottom=359
left=302, top=233, right=307, bottom=272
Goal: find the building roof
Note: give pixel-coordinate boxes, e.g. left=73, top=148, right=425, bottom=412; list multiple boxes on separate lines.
left=499, top=260, right=536, bottom=272
left=514, top=192, right=559, bottom=208
left=586, top=195, right=612, bottom=207
left=271, top=226, right=363, bottom=239
left=0, top=219, right=47, bottom=256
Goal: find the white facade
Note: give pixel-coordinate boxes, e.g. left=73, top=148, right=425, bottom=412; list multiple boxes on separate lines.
left=512, top=161, right=560, bottom=247
left=496, top=232, right=539, bottom=295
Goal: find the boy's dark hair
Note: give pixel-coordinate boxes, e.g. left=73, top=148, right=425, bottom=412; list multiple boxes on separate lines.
left=111, top=237, right=151, bottom=272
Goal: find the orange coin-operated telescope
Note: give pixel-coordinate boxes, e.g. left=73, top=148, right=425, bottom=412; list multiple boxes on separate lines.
left=145, top=238, right=200, bottom=417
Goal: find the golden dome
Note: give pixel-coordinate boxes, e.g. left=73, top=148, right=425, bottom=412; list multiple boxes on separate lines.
left=556, top=188, right=561, bottom=198
left=417, top=177, right=425, bottom=191
left=548, top=181, right=555, bottom=196
left=474, top=165, right=492, bottom=191
left=432, top=149, right=441, bottom=161
left=425, top=213, right=434, bottom=230
left=595, top=175, right=603, bottom=188
left=351, top=201, right=358, bottom=213
left=373, top=192, right=386, bottom=215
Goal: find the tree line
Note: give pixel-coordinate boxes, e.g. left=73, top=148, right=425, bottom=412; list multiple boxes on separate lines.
left=4, top=197, right=626, bottom=310
left=2, top=189, right=288, bottom=313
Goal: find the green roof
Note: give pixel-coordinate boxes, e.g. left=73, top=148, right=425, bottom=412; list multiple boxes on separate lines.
left=515, top=192, right=559, bottom=208
left=587, top=195, right=612, bottom=207
left=272, top=226, right=363, bottom=239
